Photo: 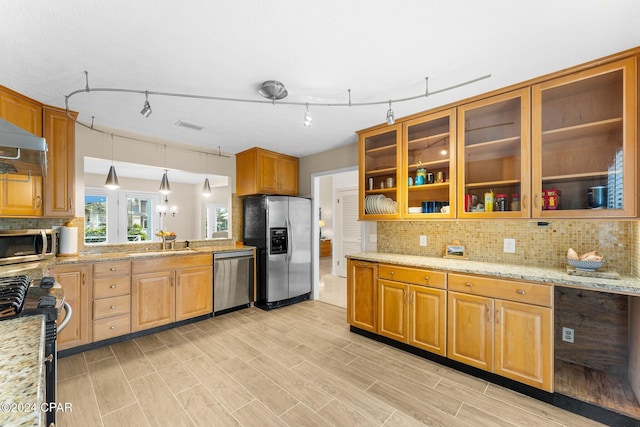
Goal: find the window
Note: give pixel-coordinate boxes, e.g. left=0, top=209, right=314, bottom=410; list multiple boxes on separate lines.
left=206, top=204, right=229, bottom=239
left=85, top=189, right=160, bottom=245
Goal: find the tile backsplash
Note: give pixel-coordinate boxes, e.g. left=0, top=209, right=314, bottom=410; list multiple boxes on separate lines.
left=377, top=220, right=640, bottom=277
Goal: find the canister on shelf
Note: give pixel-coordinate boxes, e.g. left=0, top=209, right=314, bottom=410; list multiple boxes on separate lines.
left=510, top=194, right=520, bottom=211
left=484, top=190, right=494, bottom=212
left=546, top=188, right=560, bottom=210
left=464, top=194, right=473, bottom=212
left=416, top=168, right=426, bottom=185
left=494, top=193, right=507, bottom=211
left=436, top=171, right=445, bottom=183
left=385, top=177, right=394, bottom=188
left=368, top=177, right=374, bottom=191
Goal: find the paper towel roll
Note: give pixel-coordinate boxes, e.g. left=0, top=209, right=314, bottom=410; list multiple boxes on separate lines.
left=59, top=226, right=78, bottom=256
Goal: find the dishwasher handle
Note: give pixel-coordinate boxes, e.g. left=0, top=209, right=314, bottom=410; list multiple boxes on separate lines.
left=214, top=250, right=254, bottom=260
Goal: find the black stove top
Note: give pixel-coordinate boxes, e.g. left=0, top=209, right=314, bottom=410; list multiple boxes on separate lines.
left=0, top=275, right=30, bottom=319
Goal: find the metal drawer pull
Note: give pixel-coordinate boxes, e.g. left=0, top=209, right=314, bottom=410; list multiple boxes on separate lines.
left=424, top=276, right=429, bottom=281
left=109, top=326, right=116, bottom=330
left=390, top=271, right=395, bottom=276
left=110, top=285, right=116, bottom=289
left=465, top=282, right=473, bottom=287
left=110, top=305, right=116, bottom=309
left=110, top=267, right=117, bottom=271
left=516, top=290, right=525, bottom=295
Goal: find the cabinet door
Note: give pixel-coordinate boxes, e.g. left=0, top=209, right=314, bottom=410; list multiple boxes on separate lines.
left=0, top=174, right=42, bottom=216
left=257, top=150, right=279, bottom=194
left=131, top=271, right=175, bottom=332
left=378, top=279, right=408, bottom=342
left=403, top=109, right=457, bottom=218
left=359, top=124, right=402, bottom=219
left=457, top=88, right=531, bottom=218
left=278, top=155, right=298, bottom=195
left=49, top=264, right=91, bottom=350
left=0, top=87, right=42, bottom=135
left=495, top=300, right=553, bottom=392
left=532, top=57, right=636, bottom=218
left=447, top=291, right=493, bottom=371
left=347, top=259, right=378, bottom=332
left=43, top=108, right=75, bottom=217
left=409, top=285, right=446, bottom=356
left=175, top=265, right=213, bottom=321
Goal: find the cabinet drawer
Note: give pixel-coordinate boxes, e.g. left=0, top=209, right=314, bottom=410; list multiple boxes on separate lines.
left=449, top=273, right=552, bottom=307
left=93, top=276, right=131, bottom=299
left=93, top=314, right=130, bottom=342
left=93, top=295, right=130, bottom=320
left=379, top=264, right=447, bottom=289
left=94, top=260, right=131, bottom=277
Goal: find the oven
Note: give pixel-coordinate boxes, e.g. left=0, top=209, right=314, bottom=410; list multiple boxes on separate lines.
left=0, top=268, right=69, bottom=426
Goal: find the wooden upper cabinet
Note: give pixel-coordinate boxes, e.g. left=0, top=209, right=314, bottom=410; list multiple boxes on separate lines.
left=358, top=124, right=402, bottom=219
left=236, top=147, right=299, bottom=196
left=532, top=57, right=637, bottom=218
left=457, top=88, right=531, bottom=219
left=43, top=107, right=76, bottom=217
left=403, top=109, right=456, bottom=218
left=0, top=86, right=42, bottom=136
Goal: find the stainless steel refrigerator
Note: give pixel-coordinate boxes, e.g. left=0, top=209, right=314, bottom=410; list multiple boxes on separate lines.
left=243, top=195, right=311, bottom=309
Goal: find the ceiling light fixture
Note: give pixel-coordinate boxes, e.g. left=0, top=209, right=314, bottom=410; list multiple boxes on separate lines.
left=159, top=145, right=171, bottom=194
left=140, top=91, right=152, bottom=117
left=303, top=103, right=312, bottom=127
left=386, top=100, right=395, bottom=125
left=104, top=133, right=120, bottom=189
left=202, top=153, right=212, bottom=197
left=258, top=80, right=288, bottom=103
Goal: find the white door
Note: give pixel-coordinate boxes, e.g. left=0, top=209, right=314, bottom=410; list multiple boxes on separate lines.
left=336, top=188, right=361, bottom=277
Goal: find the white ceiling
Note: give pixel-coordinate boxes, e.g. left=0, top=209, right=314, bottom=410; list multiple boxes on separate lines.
left=1, top=1, right=639, bottom=159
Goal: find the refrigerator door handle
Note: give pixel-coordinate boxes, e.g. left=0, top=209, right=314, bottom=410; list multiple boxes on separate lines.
left=285, top=217, right=292, bottom=262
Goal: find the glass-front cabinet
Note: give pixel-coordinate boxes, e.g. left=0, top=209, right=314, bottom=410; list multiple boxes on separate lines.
left=532, top=57, right=637, bottom=218
left=359, top=124, right=402, bottom=219
left=403, top=109, right=456, bottom=218
left=457, top=88, right=531, bottom=219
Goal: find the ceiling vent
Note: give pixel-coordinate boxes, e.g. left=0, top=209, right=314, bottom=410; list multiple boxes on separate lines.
left=175, top=120, right=207, bottom=131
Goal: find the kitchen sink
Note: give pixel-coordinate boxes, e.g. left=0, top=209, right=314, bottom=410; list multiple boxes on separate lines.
left=126, top=249, right=196, bottom=257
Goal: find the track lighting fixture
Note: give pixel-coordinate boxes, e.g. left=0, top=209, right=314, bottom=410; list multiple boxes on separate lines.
left=140, top=91, right=152, bottom=117
left=303, top=103, right=312, bottom=127
left=386, top=100, right=395, bottom=125
left=159, top=169, right=171, bottom=194
left=104, top=133, right=120, bottom=189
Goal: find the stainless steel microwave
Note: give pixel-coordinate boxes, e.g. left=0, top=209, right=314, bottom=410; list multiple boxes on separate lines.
left=0, top=229, right=57, bottom=265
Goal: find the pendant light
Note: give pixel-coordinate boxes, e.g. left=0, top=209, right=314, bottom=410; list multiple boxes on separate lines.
left=202, top=153, right=212, bottom=197
left=104, top=133, right=120, bottom=189
left=158, top=145, right=171, bottom=194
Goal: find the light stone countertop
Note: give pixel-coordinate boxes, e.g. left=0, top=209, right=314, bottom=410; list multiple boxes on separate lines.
left=0, top=316, right=45, bottom=427
left=349, top=252, right=640, bottom=296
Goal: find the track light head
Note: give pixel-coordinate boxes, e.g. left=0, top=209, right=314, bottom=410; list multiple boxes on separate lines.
left=303, top=103, right=312, bottom=127
left=140, top=91, right=152, bottom=117
left=386, top=100, right=395, bottom=125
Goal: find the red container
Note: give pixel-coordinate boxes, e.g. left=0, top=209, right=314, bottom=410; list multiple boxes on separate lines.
left=544, top=188, right=560, bottom=210
left=465, top=194, right=473, bottom=212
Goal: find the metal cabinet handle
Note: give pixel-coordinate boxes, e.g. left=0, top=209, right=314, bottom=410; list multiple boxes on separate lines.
left=44, top=354, right=54, bottom=363
left=110, top=285, right=116, bottom=289
left=390, top=271, right=395, bottom=276
left=424, top=276, right=429, bottom=282
left=496, top=309, right=501, bottom=325
left=34, top=195, right=41, bottom=208
left=409, top=293, right=414, bottom=305
left=110, top=305, right=116, bottom=309
left=82, top=273, right=85, bottom=286
left=534, top=193, right=539, bottom=208
left=486, top=305, right=491, bottom=323
left=109, top=326, right=116, bottom=330
left=522, top=194, right=526, bottom=209
left=110, top=267, right=117, bottom=271
left=465, top=282, right=473, bottom=287
left=516, top=289, right=525, bottom=295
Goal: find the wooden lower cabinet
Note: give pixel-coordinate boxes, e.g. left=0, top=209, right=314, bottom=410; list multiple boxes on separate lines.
left=347, top=259, right=378, bottom=333
left=92, top=260, right=132, bottom=341
left=132, top=271, right=175, bottom=332
left=175, top=265, right=213, bottom=321
left=132, top=254, right=213, bottom=332
left=378, top=279, right=447, bottom=356
left=448, top=288, right=553, bottom=391
left=49, top=263, right=91, bottom=350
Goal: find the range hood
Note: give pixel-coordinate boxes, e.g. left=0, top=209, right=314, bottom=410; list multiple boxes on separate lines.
left=0, top=118, right=47, bottom=177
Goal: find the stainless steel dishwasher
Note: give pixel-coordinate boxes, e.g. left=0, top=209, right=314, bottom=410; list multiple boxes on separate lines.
left=213, top=250, right=254, bottom=314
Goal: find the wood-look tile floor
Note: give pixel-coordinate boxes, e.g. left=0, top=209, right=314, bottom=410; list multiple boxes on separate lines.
left=57, top=301, right=605, bottom=426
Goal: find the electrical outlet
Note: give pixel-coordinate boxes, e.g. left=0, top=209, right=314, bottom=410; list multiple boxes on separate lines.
left=419, top=235, right=427, bottom=247
left=503, top=238, right=516, bottom=253
left=562, top=327, right=575, bottom=343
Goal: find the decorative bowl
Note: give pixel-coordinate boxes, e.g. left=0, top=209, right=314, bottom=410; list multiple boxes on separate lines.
left=164, top=235, right=177, bottom=241
left=566, top=258, right=605, bottom=271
